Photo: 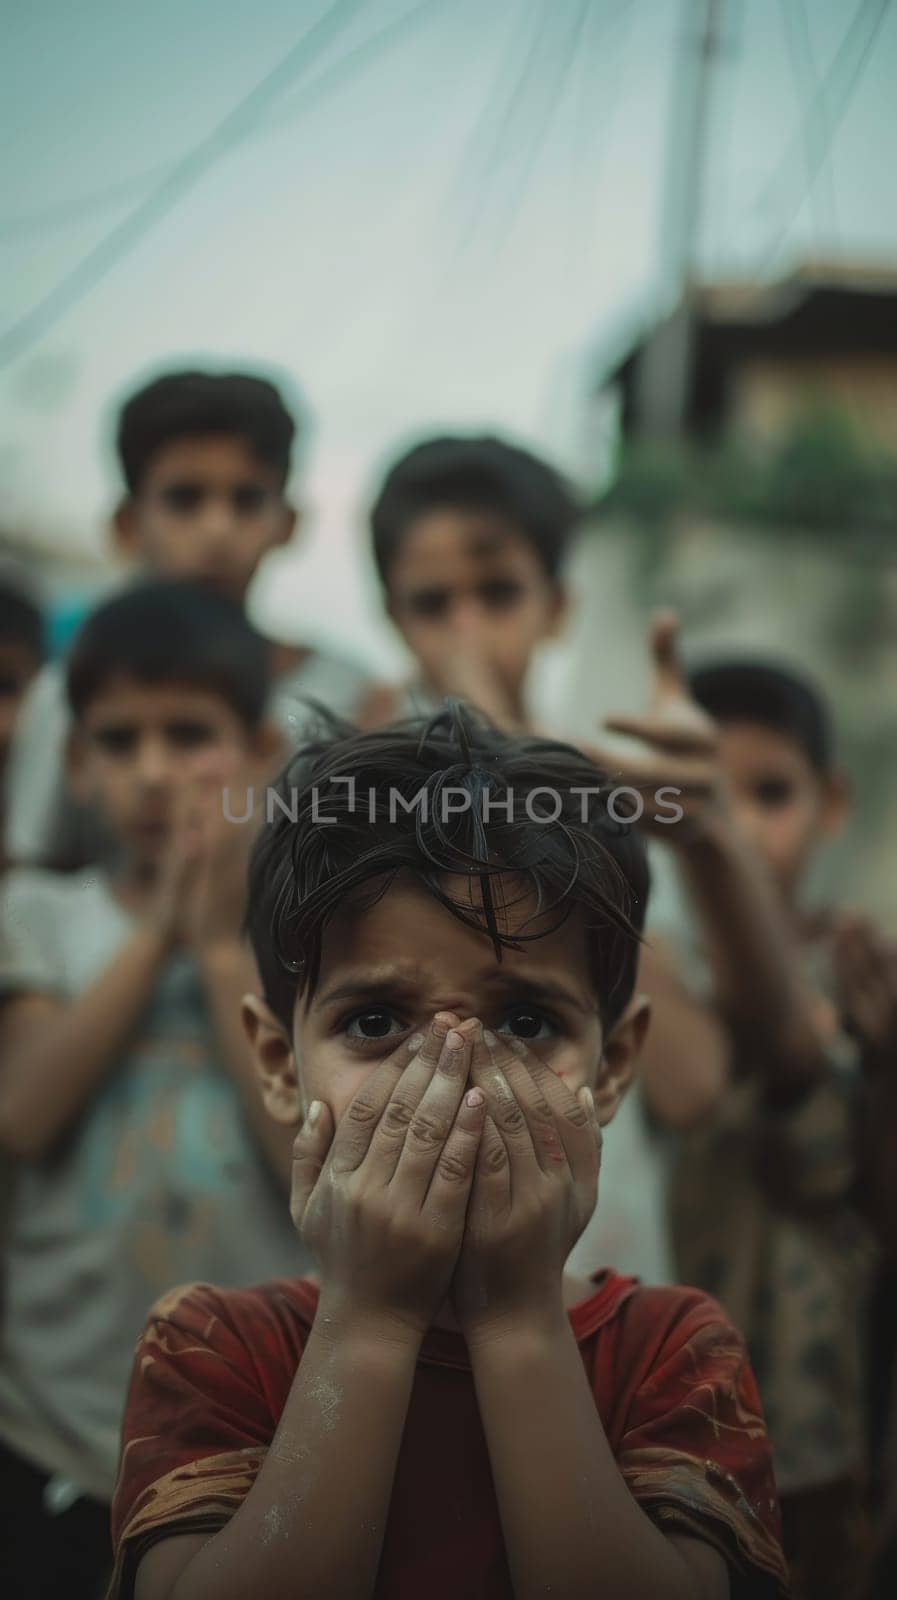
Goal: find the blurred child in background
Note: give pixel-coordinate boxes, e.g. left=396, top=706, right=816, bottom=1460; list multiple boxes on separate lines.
left=0, top=576, right=44, bottom=876
left=5, top=369, right=371, bottom=868
left=0, top=581, right=307, bottom=1600
left=359, top=434, right=578, bottom=728
left=589, top=618, right=876, bottom=1599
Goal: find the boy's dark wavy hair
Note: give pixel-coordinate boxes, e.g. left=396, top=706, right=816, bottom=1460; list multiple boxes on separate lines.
left=66, top=578, right=269, bottom=727
left=246, top=702, right=650, bottom=1034
left=689, top=657, right=833, bottom=774
left=117, top=369, right=298, bottom=492
left=370, top=434, right=580, bottom=586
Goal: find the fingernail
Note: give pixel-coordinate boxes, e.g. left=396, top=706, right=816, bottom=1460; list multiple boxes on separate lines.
left=306, top=1100, right=322, bottom=1127
left=445, top=1029, right=464, bottom=1051
left=407, top=1032, right=425, bottom=1055
left=466, top=1087, right=485, bottom=1108
left=482, top=1028, right=496, bottom=1047
left=579, top=1087, right=595, bottom=1115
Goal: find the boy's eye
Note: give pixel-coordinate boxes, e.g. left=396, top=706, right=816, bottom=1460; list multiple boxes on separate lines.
left=753, top=777, right=795, bottom=809
left=93, top=726, right=138, bottom=757
left=159, top=482, right=206, bottom=514
left=232, top=483, right=271, bottom=515
left=344, top=1009, right=407, bottom=1041
left=496, top=1008, right=555, bottom=1041
left=478, top=577, right=524, bottom=612
left=406, top=587, right=451, bottom=620
left=167, top=721, right=216, bottom=749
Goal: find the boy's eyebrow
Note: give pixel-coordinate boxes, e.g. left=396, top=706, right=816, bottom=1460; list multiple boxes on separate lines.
left=315, top=977, right=427, bottom=1010
left=486, top=972, right=592, bottom=1013
left=315, top=972, right=591, bottom=1013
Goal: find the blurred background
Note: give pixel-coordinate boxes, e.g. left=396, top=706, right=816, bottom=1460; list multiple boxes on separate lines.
left=2, top=0, right=896, bottom=916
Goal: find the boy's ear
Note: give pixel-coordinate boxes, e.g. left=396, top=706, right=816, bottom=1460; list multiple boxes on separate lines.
left=242, top=995, right=302, bottom=1126
left=819, top=769, right=851, bottom=839
left=593, top=994, right=651, bottom=1126
left=274, top=503, right=299, bottom=549
left=111, top=498, right=141, bottom=561
left=544, top=580, right=570, bottom=641
left=64, top=725, right=91, bottom=801
left=249, top=717, right=288, bottom=774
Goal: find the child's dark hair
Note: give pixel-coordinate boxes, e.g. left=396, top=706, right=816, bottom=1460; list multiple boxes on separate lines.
left=117, top=370, right=297, bottom=492
left=246, top=702, right=649, bottom=1034
left=689, top=658, right=833, bottom=774
left=0, top=579, right=44, bottom=663
left=67, top=579, right=269, bottom=727
left=370, top=435, right=581, bottom=586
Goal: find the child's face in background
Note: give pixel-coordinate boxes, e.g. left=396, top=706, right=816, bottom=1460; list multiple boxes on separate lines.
left=69, top=676, right=253, bottom=872
left=386, top=510, right=566, bottom=699
left=114, top=435, right=295, bottom=604
left=0, top=641, right=40, bottom=773
left=248, top=875, right=645, bottom=1133
left=717, top=720, right=847, bottom=901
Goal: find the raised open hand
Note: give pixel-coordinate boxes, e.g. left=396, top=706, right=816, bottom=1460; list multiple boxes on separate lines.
left=588, top=610, right=727, bottom=842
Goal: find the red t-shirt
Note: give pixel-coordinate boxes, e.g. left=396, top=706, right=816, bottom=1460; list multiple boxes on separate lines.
left=109, top=1272, right=788, bottom=1598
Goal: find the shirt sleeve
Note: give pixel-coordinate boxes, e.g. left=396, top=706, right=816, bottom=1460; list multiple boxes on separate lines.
left=3, top=662, right=69, bottom=862
left=109, top=1282, right=285, bottom=1600
left=617, top=1293, right=789, bottom=1598
left=0, top=869, right=63, bottom=998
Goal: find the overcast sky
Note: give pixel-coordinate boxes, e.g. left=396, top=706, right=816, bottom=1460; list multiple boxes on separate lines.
left=2, top=0, right=895, bottom=668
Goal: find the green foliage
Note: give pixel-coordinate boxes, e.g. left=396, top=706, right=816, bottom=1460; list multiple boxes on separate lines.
left=599, top=406, right=897, bottom=558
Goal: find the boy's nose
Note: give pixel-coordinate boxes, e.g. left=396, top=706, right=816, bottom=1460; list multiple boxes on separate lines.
left=449, top=594, right=487, bottom=630
left=135, top=736, right=174, bottom=786
left=197, top=495, right=241, bottom=538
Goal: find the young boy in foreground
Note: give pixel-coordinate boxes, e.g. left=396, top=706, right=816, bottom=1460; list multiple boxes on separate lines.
left=5, top=369, right=370, bottom=866
left=109, top=706, right=788, bottom=1599
left=0, top=582, right=306, bottom=1599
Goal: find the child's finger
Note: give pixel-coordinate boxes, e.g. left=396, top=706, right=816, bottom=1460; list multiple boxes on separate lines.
left=289, top=1100, right=335, bottom=1235
left=326, top=1022, right=446, bottom=1178
left=649, top=609, right=688, bottom=704
left=578, top=1084, right=603, bottom=1161
left=575, top=1085, right=603, bottom=1222
left=468, top=1113, right=511, bottom=1218
left=422, top=1083, right=487, bottom=1221
left=501, top=1034, right=598, bottom=1178
left=372, top=1021, right=471, bottom=1190
left=332, top=1013, right=457, bottom=1180
left=389, top=1021, right=477, bottom=1198
left=603, top=715, right=716, bottom=757
left=468, top=1025, right=545, bottom=1183
left=481, top=1030, right=599, bottom=1190
left=585, top=735, right=717, bottom=799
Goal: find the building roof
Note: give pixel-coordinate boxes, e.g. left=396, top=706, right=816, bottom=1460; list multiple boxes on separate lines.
left=604, top=260, right=897, bottom=436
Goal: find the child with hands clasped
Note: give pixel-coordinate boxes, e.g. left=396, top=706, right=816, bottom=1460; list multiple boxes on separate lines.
left=0, top=582, right=304, bottom=1600
left=109, top=706, right=788, bottom=1600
